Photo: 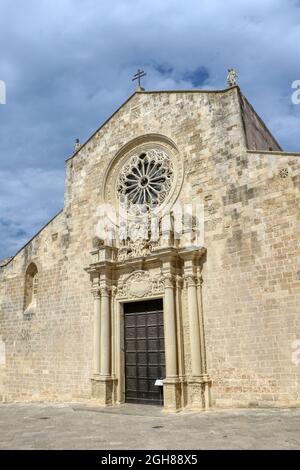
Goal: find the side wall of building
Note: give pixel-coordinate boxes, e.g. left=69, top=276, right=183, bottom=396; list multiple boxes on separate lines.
left=201, top=150, right=300, bottom=406
left=239, top=92, right=282, bottom=151
left=0, top=211, right=94, bottom=401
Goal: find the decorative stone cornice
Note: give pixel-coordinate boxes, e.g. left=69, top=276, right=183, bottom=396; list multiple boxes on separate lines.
left=178, top=247, right=206, bottom=262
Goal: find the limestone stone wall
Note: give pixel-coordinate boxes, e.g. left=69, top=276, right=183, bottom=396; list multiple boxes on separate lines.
left=239, top=93, right=282, bottom=151
left=0, top=86, right=299, bottom=407
left=0, top=211, right=93, bottom=401
left=201, top=149, right=300, bottom=407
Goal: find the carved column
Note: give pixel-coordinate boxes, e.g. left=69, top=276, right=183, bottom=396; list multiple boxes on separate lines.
left=164, top=275, right=178, bottom=378
left=185, top=273, right=203, bottom=409
left=92, top=288, right=101, bottom=377
left=100, top=286, right=111, bottom=378
left=175, top=276, right=185, bottom=379
left=110, top=286, right=118, bottom=404
left=176, top=275, right=186, bottom=409
left=185, top=274, right=202, bottom=378
left=91, top=284, right=114, bottom=405
left=196, top=275, right=207, bottom=375
left=163, top=274, right=181, bottom=412
left=86, top=244, right=116, bottom=406
left=196, top=275, right=211, bottom=409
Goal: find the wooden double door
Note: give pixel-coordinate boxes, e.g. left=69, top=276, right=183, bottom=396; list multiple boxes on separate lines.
left=124, top=299, right=165, bottom=405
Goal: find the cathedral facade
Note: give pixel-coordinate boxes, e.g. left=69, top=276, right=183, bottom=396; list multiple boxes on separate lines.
left=0, top=85, right=300, bottom=411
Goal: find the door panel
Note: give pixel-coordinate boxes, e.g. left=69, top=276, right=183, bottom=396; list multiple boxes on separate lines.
left=124, top=299, right=165, bottom=405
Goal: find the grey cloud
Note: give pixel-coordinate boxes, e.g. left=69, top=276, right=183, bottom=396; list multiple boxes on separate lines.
left=0, top=0, right=299, bottom=258
left=0, top=168, right=64, bottom=259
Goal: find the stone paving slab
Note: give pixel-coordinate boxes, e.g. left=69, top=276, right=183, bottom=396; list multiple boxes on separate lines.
left=0, top=403, right=300, bottom=450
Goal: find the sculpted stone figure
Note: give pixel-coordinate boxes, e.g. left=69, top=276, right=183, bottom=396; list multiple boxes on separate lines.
left=227, top=68, right=237, bottom=87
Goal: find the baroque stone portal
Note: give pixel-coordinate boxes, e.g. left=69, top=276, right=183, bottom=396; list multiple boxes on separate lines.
left=85, top=135, right=211, bottom=412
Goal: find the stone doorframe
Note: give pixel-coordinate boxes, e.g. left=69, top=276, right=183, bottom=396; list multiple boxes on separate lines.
left=85, top=243, right=211, bottom=412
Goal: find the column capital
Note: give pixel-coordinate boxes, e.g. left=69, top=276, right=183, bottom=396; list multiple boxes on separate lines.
left=91, top=288, right=100, bottom=299
left=100, top=286, right=110, bottom=297
left=183, top=273, right=197, bottom=288
left=163, top=273, right=176, bottom=289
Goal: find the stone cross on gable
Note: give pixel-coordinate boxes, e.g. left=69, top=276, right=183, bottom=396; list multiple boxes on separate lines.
left=132, top=69, right=146, bottom=91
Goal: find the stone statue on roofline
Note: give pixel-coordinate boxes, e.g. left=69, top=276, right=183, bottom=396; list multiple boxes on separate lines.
left=227, top=68, right=237, bottom=87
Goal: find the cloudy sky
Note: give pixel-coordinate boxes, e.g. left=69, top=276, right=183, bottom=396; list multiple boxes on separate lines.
left=0, top=0, right=300, bottom=260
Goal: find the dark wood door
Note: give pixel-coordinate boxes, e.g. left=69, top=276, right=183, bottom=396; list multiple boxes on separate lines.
left=124, top=299, right=165, bottom=405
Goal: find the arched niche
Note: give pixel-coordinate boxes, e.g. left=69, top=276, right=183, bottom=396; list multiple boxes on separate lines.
left=24, top=262, right=39, bottom=315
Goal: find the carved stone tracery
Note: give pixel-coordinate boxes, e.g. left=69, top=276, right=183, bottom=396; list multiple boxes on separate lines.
left=117, top=148, right=174, bottom=216
left=103, top=138, right=183, bottom=221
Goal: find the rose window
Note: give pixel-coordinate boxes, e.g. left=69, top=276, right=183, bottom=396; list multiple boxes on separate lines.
left=117, top=149, right=174, bottom=214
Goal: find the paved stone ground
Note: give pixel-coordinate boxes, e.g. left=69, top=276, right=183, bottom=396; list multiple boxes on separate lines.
left=0, top=403, right=300, bottom=450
